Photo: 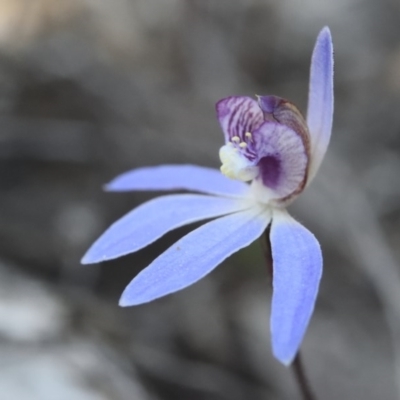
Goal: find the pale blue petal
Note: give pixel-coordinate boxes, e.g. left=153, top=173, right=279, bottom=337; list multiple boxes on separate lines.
left=270, top=210, right=322, bottom=365
left=120, top=207, right=271, bottom=306
left=306, top=27, right=334, bottom=182
left=105, top=164, right=250, bottom=198
left=81, top=194, right=252, bottom=264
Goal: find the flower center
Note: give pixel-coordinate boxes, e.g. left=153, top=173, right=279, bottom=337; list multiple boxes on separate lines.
left=216, top=95, right=311, bottom=205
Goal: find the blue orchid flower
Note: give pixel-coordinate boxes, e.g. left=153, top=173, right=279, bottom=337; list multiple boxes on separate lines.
left=82, top=27, right=334, bottom=366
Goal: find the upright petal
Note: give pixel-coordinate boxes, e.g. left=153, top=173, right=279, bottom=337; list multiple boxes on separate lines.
left=269, top=210, right=322, bottom=365
left=105, top=164, right=250, bottom=198
left=306, top=27, right=334, bottom=182
left=120, top=207, right=271, bottom=306
left=81, top=194, right=252, bottom=264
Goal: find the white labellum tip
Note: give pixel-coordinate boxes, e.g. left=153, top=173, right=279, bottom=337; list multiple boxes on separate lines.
left=219, top=145, right=259, bottom=182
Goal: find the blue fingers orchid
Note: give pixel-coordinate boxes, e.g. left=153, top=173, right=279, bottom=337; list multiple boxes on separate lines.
left=82, top=27, right=334, bottom=366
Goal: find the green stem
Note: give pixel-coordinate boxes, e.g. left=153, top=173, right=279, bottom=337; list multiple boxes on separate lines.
left=292, top=352, right=317, bottom=400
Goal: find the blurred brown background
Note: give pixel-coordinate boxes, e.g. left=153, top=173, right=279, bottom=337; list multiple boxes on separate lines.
left=0, top=0, right=400, bottom=399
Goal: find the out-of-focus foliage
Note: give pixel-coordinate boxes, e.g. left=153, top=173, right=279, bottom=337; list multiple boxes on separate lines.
left=0, top=0, right=400, bottom=399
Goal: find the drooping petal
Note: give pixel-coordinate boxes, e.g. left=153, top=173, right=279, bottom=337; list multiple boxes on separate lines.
left=119, top=206, right=271, bottom=306
left=106, top=164, right=250, bottom=198
left=81, top=194, right=253, bottom=264
left=269, top=209, right=322, bottom=365
left=306, top=27, right=334, bottom=182
left=216, top=96, right=264, bottom=143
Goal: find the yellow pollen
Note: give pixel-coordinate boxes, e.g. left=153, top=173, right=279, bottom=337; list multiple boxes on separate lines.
left=231, top=136, right=240, bottom=143
left=245, top=132, right=252, bottom=140
left=239, top=142, right=247, bottom=148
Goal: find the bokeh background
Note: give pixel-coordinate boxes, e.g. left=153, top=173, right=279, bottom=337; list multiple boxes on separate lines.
left=1, top=0, right=400, bottom=399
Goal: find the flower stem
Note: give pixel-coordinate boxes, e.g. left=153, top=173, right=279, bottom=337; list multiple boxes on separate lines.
left=263, top=229, right=317, bottom=400
left=292, top=352, right=317, bottom=400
